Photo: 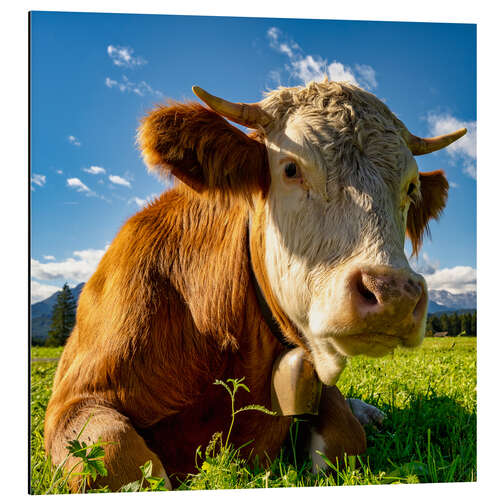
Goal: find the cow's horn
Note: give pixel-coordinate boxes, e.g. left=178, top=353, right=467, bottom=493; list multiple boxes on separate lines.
left=403, top=127, right=467, bottom=156
left=192, top=86, right=272, bottom=129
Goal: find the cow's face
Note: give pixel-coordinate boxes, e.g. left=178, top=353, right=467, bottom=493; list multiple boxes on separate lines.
left=257, top=84, right=435, bottom=383
left=139, top=81, right=464, bottom=386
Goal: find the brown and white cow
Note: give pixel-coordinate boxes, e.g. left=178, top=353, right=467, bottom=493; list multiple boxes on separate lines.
left=44, top=80, right=466, bottom=490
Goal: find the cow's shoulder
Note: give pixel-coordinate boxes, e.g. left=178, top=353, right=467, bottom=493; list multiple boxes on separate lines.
left=78, top=186, right=252, bottom=346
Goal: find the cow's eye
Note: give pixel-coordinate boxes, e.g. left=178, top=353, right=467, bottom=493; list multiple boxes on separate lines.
left=407, top=183, right=416, bottom=196
left=284, top=162, right=299, bottom=178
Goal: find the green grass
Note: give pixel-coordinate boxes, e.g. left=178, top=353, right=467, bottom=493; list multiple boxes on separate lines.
left=336, top=337, right=476, bottom=484
left=30, top=337, right=476, bottom=493
left=31, top=346, right=64, bottom=359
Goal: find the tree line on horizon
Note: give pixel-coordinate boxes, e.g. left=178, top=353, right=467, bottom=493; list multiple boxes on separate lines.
left=426, top=310, right=477, bottom=337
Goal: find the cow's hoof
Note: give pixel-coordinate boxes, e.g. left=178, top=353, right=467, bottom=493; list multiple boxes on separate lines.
left=347, top=399, right=386, bottom=427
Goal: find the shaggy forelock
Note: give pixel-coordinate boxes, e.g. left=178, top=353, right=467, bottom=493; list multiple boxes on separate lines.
left=260, top=81, right=408, bottom=190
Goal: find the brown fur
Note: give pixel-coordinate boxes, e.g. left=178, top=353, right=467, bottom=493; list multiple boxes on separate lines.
left=407, top=170, right=449, bottom=254
left=44, top=186, right=294, bottom=489
left=45, top=100, right=441, bottom=490
left=310, top=386, right=367, bottom=463
left=138, top=102, right=270, bottom=203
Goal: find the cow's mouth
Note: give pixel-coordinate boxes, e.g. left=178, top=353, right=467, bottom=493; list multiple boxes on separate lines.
left=333, top=331, right=402, bottom=357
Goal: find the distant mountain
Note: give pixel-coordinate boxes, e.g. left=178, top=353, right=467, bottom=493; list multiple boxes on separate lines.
left=427, top=300, right=451, bottom=314
left=31, top=283, right=85, bottom=342
left=428, top=289, right=476, bottom=311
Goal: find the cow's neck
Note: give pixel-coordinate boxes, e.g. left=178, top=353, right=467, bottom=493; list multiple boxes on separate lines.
left=248, top=233, right=294, bottom=349
left=248, top=200, right=309, bottom=352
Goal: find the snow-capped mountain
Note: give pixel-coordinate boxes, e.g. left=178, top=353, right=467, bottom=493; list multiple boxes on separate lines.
left=428, top=289, right=476, bottom=311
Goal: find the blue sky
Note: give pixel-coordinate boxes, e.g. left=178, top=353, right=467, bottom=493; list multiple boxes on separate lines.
left=29, top=12, right=476, bottom=302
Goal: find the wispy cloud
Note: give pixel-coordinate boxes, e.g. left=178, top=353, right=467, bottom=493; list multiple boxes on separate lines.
left=31, top=174, right=46, bottom=190
left=31, top=246, right=109, bottom=285
left=426, top=113, right=477, bottom=179
left=107, top=45, right=147, bottom=68
left=68, top=135, right=81, bottom=147
left=109, top=175, right=131, bottom=188
left=83, top=165, right=106, bottom=175
left=266, top=27, right=377, bottom=90
left=354, top=64, right=377, bottom=90
left=67, top=177, right=94, bottom=196
left=56, top=169, right=63, bottom=175
left=129, top=193, right=159, bottom=208
left=43, top=255, right=55, bottom=261
left=129, top=196, right=148, bottom=208
left=67, top=177, right=111, bottom=202
left=105, top=75, right=163, bottom=98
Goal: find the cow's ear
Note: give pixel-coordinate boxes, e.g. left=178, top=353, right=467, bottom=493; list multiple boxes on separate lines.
left=406, top=170, right=449, bottom=255
left=137, top=102, right=269, bottom=201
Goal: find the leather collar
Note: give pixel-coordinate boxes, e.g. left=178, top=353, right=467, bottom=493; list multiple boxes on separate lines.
left=247, top=218, right=296, bottom=349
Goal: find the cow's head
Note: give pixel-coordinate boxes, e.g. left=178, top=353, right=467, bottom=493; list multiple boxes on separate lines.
left=138, top=81, right=466, bottom=385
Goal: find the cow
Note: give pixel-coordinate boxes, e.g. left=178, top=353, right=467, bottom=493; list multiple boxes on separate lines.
left=43, top=79, right=466, bottom=491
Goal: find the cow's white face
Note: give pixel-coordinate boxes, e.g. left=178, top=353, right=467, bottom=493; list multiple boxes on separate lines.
left=258, top=84, right=429, bottom=385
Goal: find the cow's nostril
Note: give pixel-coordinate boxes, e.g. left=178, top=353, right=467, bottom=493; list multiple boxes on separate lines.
left=356, top=275, right=378, bottom=306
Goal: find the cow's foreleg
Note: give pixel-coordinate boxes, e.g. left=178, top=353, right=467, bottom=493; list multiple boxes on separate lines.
left=307, top=386, right=367, bottom=472
left=44, top=402, right=171, bottom=492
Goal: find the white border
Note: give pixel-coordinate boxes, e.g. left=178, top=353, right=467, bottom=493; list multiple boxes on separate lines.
left=2, top=1, right=497, bottom=499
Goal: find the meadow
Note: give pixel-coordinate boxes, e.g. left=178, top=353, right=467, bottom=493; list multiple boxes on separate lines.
left=30, top=337, right=476, bottom=493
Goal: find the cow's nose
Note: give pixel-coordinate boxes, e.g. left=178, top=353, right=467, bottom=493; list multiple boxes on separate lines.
left=348, top=266, right=427, bottom=325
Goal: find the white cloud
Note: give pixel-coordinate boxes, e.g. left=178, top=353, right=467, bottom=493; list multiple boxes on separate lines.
left=31, top=174, right=46, bottom=190
left=326, top=61, right=358, bottom=85
left=266, top=27, right=377, bottom=90
left=67, top=177, right=93, bottom=194
left=109, top=175, right=131, bottom=188
left=130, top=196, right=148, bottom=208
left=105, top=75, right=163, bottom=98
left=423, top=266, right=476, bottom=294
left=83, top=165, right=106, bottom=175
left=105, top=77, right=117, bottom=88
left=68, top=135, right=81, bottom=147
left=409, top=253, right=476, bottom=294
left=31, top=247, right=108, bottom=283
left=56, top=169, right=63, bottom=175
left=426, top=113, right=477, bottom=178
left=107, top=45, right=147, bottom=68
left=67, top=178, right=110, bottom=202
left=290, top=55, right=328, bottom=84
left=31, top=280, right=61, bottom=304
left=267, top=27, right=279, bottom=43
left=43, top=255, right=55, bottom=261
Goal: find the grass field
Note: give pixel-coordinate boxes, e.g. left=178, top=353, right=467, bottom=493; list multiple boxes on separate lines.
left=30, top=337, right=476, bottom=493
